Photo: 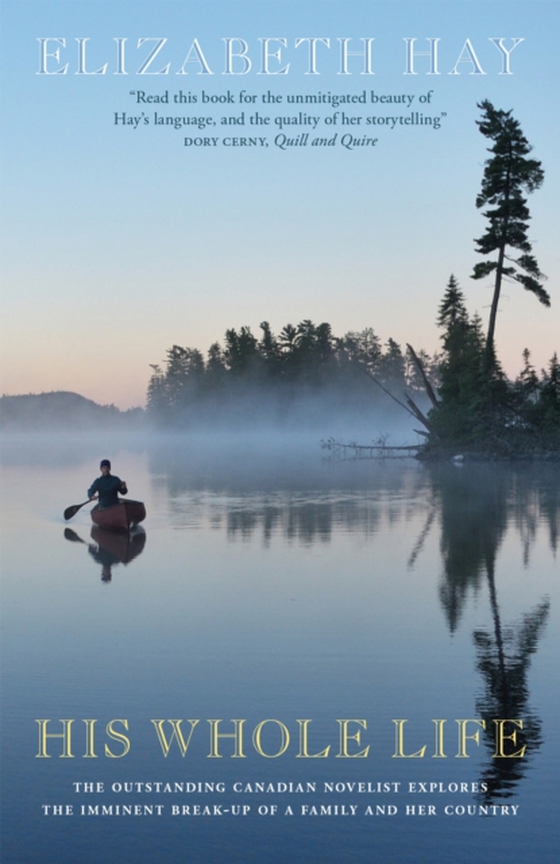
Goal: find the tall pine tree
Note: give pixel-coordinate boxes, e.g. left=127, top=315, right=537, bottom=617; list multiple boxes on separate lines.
left=472, top=100, right=549, bottom=366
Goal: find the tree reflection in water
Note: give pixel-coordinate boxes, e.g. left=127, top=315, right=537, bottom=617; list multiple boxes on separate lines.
left=426, top=463, right=554, bottom=802
left=153, top=444, right=557, bottom=803
left=473, top=592, right=549, bottom=801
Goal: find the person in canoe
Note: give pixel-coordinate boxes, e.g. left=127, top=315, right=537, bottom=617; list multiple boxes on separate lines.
left=88, top=459, right=128, bottom=509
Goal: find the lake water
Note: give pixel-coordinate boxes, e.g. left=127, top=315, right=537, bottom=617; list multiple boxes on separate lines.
left=1, top=434, right=558, bottom=864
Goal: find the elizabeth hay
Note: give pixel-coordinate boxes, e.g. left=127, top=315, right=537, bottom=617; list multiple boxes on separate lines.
left=36, top=36, right=524, bottom=77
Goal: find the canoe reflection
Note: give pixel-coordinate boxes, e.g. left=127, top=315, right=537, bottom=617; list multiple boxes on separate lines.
left=63, top=525, right=146, bottom=582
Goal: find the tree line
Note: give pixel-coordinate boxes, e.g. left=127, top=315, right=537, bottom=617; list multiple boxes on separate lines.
left=146, top=321, right=440, bottom=425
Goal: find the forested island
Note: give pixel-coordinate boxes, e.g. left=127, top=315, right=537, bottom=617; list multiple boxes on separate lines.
left=147, top=102, right=558, bottom=457
left=145, top=303, right=558, bottom=456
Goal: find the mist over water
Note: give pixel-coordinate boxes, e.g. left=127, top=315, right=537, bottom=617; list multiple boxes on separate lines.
left=0, top=395, right=423, bottom=466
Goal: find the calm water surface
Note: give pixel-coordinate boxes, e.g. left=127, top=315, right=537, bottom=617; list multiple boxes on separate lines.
left=1, top=434, right=558, bottom=864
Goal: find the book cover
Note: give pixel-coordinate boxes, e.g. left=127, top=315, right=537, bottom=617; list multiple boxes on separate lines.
left=1, top=2, right=558, bottom=863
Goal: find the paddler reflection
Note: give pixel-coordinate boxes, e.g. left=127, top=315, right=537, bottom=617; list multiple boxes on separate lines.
left=64, top=525, right=146, bottom=582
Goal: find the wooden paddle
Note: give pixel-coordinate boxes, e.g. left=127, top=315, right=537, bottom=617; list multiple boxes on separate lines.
left=63, top=499, right=95, bottom=521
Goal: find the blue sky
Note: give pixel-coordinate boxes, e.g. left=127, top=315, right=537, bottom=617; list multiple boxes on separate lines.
left=1, top=1, right=558, bottom=408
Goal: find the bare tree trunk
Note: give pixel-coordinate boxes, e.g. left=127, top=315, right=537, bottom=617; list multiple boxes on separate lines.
left=486, top=243, right=505, bottom=365
left=485, top=151, right=512, bottom=366
left=405, top=394, right=440, bottom=441
left=360, top=365, right=441, bottom=443
left=406, top=344, right=440, bottom=408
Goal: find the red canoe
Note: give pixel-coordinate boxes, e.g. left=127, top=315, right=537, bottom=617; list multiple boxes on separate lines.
left=90, top=499, right=146, bottom=531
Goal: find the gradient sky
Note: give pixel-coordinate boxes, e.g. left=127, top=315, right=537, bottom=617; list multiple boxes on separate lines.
left=1, top=0, right=558, bottom=409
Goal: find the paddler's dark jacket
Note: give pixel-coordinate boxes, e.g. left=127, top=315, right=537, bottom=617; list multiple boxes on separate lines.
left=87, top=475, right=128, bottom=509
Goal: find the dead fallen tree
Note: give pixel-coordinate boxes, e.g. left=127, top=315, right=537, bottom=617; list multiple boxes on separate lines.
left=322, top=438, right=422, bottom=460
left=322, top=346, right=440, bottom=460
left=358, top=347, right=441, bottom=444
